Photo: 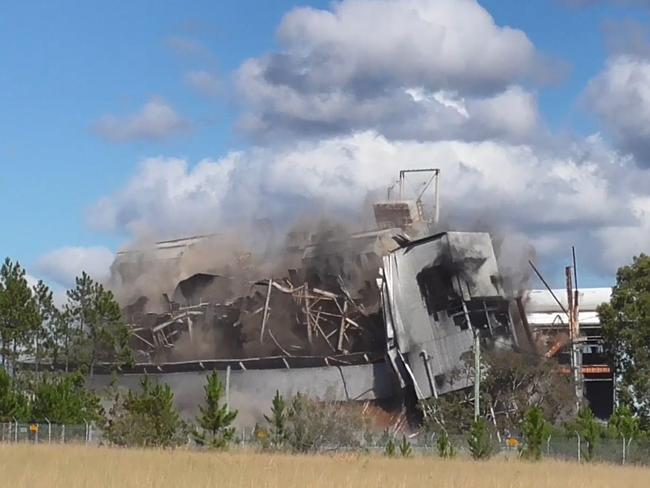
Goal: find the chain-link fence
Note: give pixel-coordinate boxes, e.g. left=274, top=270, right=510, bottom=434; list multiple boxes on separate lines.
left=3, top=422, right=650, bottom=466
left=0, top=422, right=98, bottom=445
left=227, top=426, right=650, bottom=465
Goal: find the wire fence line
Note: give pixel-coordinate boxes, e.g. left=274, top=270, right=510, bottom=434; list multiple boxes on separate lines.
left=0, top=422, right=97, bottom=445
left=2, top=423, right=650, bottom=466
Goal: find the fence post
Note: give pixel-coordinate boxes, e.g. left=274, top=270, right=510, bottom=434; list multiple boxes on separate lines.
left=45, top=418, right=51, bottom=444
left=622, top=436, right=626, bottom=465
left=13, top=417, right=18, bottom=443
left=577, top=433, right=581, bottom=463
left=546, top=435, right=551, bottom=456
left=61, top=424, right=65, bottom=444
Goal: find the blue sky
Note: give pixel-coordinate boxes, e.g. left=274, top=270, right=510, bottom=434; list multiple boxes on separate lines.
left=1, top=0, right=319, bottom=257
left=2, top=0, right=650, bottom=291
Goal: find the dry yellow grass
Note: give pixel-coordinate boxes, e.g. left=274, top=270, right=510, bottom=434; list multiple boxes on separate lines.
left=0, top=443, right=649, bottom=488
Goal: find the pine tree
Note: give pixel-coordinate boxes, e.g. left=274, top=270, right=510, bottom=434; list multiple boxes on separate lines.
left=193, top=371, right=238, bottom=449
left=32, top=280, right=56, bottom=374
left=467, top=418, right=493, bottom=460
left=522, top=406, right=550, bottom=461
left=0, top=258, right=39, bottom=375
left=51, top=308, right=73, bottom=372
left=66, top=272, right=132, bottom=375
left=264, top=390, right=288, bottom=449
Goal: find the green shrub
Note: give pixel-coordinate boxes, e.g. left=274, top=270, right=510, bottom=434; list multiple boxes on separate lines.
left=436, top=430, right=456, bottom=458
left=467, top=418, right=493, bottom=460
left=522, top=406, right=550, bottom=461
left=105, top=376, right=186, bottom=448
left=399, top=435, right=413, bottom=457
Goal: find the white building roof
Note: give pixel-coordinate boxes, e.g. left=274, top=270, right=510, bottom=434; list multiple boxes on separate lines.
left=525, top=287, right=611, bottom=313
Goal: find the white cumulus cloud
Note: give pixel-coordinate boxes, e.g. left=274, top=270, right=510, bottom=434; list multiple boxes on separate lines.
left=86, top=131, right=648, bottom=277
left=585, top=56, right=650, bottom=165
left=235, top=0, right=550, bottom=143
left=91, top=98, right=191, bottom=143
left=34, top=246, right=115, bottom=289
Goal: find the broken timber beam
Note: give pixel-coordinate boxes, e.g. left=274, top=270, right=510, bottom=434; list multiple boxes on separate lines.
left=260, top=278, right=273, bottom=343
left=337, top=300, right=349, bottom=351
left=304, top=282, right=313, bottom=344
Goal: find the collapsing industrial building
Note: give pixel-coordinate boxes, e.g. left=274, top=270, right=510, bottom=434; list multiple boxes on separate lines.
left=89, top=169, right=613, bottom=422
left=89, top=169, right=534, bottom=421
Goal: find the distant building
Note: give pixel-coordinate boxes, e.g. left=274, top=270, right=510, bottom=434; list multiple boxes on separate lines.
left=525, top=287, right=614, bottom=418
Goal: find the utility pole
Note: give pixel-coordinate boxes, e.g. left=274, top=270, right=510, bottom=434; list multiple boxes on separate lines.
left=566, top=266, right=583, bottom=410
left=462, top=299, right=480, bottom=420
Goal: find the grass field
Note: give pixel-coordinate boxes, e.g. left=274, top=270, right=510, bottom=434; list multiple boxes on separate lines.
left=1, top=444, right=649, bottom=488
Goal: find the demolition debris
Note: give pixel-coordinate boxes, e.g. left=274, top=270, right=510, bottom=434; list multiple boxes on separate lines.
left=103, top=169, right=527, bottom=404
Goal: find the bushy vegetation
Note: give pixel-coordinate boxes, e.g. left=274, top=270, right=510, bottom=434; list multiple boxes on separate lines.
left=259, top=391, right=367, bottom=453
left=566, top=406, right=604, bottom=462
left=0, top=368, right=103, bottom=424
left=104, top=376, right=187, bottom=448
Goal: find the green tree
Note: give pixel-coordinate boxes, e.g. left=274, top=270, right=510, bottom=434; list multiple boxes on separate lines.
left=30, top=372, right=104, bottom=424
left=264, top=390, right=289, bottom=449
left=522, top=406, right=551, bottom=461
left=105, top=376, right=186, bottom=448
left=422, top=350, right=575, bottom=438
left=398, top=435, right=413, bottom=457
left=467, top=418, right=493, bottom=460
left=32, top=280, right=57, bottom=374
left=599, top=254, right=650, bottom=422
left=193, top=372, right=238, bottom=449
left=567, top=406, right=603, bottom=462
left=0, top=367, right=29, bottom=421
left=609, top=404, right=639, bottom=463
left=384, top=436, right=396, bottom=457
left=51, top=308, right=73, bottom=372
left=420, top=390, right=474, bottom=435
left=66, top=272, right=132, bottom=375
left=436, top=430, right=456, bottom=458
left=481, top=350, right=575, bottom=433
left=0, top=258, right=39, bottom=374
